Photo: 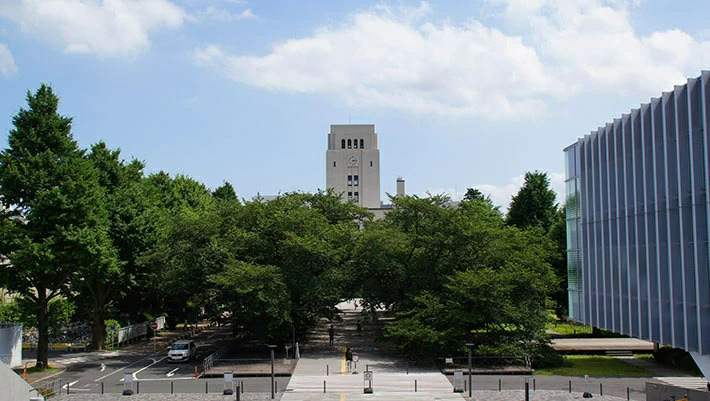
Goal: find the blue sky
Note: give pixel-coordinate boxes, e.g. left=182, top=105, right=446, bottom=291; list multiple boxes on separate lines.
left=1, top=0, right=709, bottom=209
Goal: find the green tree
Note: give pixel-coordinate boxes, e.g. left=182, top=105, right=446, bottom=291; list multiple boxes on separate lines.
left=0, top=85, right=110, bottom=367
left=548, top=205, right=567, bottom=318
left=506, top=171, right=558, bottom=231
left=213, top=181, right=237, bottom=201
left=80, top=142, right=150, bottom=349
left=210, top=261, right=291, bottom=340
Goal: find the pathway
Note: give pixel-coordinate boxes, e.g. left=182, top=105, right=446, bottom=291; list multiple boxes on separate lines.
left=282, top=300, right=463, bottom=401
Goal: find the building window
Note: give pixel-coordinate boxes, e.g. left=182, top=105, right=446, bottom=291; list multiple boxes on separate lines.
left=347, top=175, right=352, bottom=186
left=354, top=175, right=359, bottom=186
left=370, top=161, right=373, bottom=167
left=341, top=139, right=345, bottom=149
left=360, top=139, right=364, bottom=148
left=354, top=192, right=359, bottom=202
left=347, top=139, right=352, bottom=149
left=353, top=139, right=358, bottom=149
left=348, top=191, right=353, bottom=200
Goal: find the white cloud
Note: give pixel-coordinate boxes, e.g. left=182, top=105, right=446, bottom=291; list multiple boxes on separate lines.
left=192, top=6, right=255, bottom=22
left=0, top=43, right=18, bottom=77
left=494, top=0, right=710, bottom=97
left=193, top=4, right=555, bottom=119
left=194, top=0, right=710, bottom=118
left=0, top=0, right=186, bottom=58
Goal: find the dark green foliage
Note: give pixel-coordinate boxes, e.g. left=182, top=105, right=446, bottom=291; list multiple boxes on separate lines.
left=548, top=205, right=567, bottom=318
left=213, top=181, right=238, bottom=201
left=0, top=85, right=115, bottom=367
left=507, top=171, right=558, bottom=231
left=353, top=193, right=557, bottom=359
left=211, top=261, right=291, bottom=340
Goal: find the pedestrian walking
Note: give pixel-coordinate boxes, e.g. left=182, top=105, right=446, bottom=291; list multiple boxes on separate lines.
left=345, top=347, right=353, bottom=372
left=328, top=324, right=334, bottom=346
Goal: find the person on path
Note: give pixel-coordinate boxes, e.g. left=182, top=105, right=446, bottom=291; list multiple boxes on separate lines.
left=345, top=347, right=353, bottom=372
left=328, top=325, right=334, bottom=346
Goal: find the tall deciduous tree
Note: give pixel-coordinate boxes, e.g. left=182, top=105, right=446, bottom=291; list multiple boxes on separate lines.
left=0, top=85, right=111, bottom=367
left=507, top=171, right=558, bottom=231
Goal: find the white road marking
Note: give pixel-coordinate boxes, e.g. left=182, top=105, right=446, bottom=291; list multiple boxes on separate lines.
left=166, top=367, right=179, bottom=377
left=122, top=356, right=166, bottom=381
left=132, top=376, right=194, bottom=381
left=94, top=357, right=151, bottom=382
left=62, top=380, right=78, bottom=389
left=100, top=363, right=106, bottom=371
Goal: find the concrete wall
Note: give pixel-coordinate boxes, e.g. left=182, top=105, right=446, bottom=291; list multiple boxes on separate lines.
left=0, top=360, right=37, bottom=401
left=0, top=323, right=22, bottom=367
left=326, top=124, right=381, bottom=209
left=646, top=382, right=710, bottom=401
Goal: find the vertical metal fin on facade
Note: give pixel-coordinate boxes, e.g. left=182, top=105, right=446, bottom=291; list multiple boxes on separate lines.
left=564, top=72, right=710, bottom=356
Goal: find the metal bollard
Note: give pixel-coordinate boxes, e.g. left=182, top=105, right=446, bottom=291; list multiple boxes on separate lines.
left=137, top=381, right=140, bottom=394
left=327, top=364, right=329, bottom=376
left=464, top=380, right=467, bottom=392
left=171, top=381, right=174, bottom=393
left=525, top=382, right=529, bottom=401
left=499, top=378, right=501, bottom=391
left=206, top=380, right=209, bottom=393
left=600, top=382, right=603, bottom=396
left=324, top=380, right=326, bottom=393
left=236, top=385, right=240, bottom=401
left=569, top=380, right=572, bottom=393
left=101, top=382, right=104, bottom=394
left=242, top=381, right=244, bottom=393
left=275, top=380, right=278, bottom=393
left=533, top=378, right=536, bottom=391
left=627, top=386, right=630, bottom=400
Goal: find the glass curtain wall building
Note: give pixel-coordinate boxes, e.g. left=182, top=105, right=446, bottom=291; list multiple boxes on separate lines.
left=564, top=71, right=710, bottom=374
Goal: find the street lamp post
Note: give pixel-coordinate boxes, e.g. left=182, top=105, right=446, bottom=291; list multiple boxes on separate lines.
left=466, top=343, right=473, bottom=398
left=268, top=345, right=276, bottom=399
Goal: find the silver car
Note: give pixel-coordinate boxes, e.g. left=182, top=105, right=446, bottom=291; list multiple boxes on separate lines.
left=167, top=340, right=196, bottom=362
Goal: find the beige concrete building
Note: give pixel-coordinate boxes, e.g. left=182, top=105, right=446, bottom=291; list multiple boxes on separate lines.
left=326, top=125, right=381, bottom=209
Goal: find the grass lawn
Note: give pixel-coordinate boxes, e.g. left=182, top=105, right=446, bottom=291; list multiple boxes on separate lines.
left=546, top=321, right=594, bottom=336
left=535, top=355, right=655, bottom=377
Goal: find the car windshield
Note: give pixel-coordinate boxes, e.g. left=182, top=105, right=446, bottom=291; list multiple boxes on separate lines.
left=171, top=343, right=189, bottom=350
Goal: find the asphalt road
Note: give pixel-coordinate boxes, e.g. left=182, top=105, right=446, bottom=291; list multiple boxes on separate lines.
left=31, top=326, right=291, bottom=395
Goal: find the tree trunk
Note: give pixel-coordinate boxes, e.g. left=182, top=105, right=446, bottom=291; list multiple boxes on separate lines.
left=91, top=310, right=105, bottom=350
left=90, top=291, right=106, bottom=351
left=36, top=292, right=49, bottom=370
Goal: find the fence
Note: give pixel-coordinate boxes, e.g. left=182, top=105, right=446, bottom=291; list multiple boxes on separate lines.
left=448, top=375, right=647, bottom=401
left=116, top=316, right=166, bottom=345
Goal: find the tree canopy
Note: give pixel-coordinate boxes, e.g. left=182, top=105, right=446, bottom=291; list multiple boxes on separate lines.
left=0, top=85, right=564, bottom=369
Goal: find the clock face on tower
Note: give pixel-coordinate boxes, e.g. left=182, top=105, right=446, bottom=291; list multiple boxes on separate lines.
left=347, top=156, right=359, bottom=166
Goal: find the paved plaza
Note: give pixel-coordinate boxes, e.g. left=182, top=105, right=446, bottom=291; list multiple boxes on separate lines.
left=281, top=300, right=463, bottom=401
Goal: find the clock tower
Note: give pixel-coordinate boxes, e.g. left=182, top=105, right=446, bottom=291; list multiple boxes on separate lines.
left=326, top=124, right=381, bottom=209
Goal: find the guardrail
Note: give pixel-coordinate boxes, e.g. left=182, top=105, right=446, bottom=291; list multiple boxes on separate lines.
left=203, top=348, right=223, bottom=373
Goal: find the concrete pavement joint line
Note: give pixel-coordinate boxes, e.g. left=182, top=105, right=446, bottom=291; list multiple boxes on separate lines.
left=93, top=356, right=151, bottom=382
